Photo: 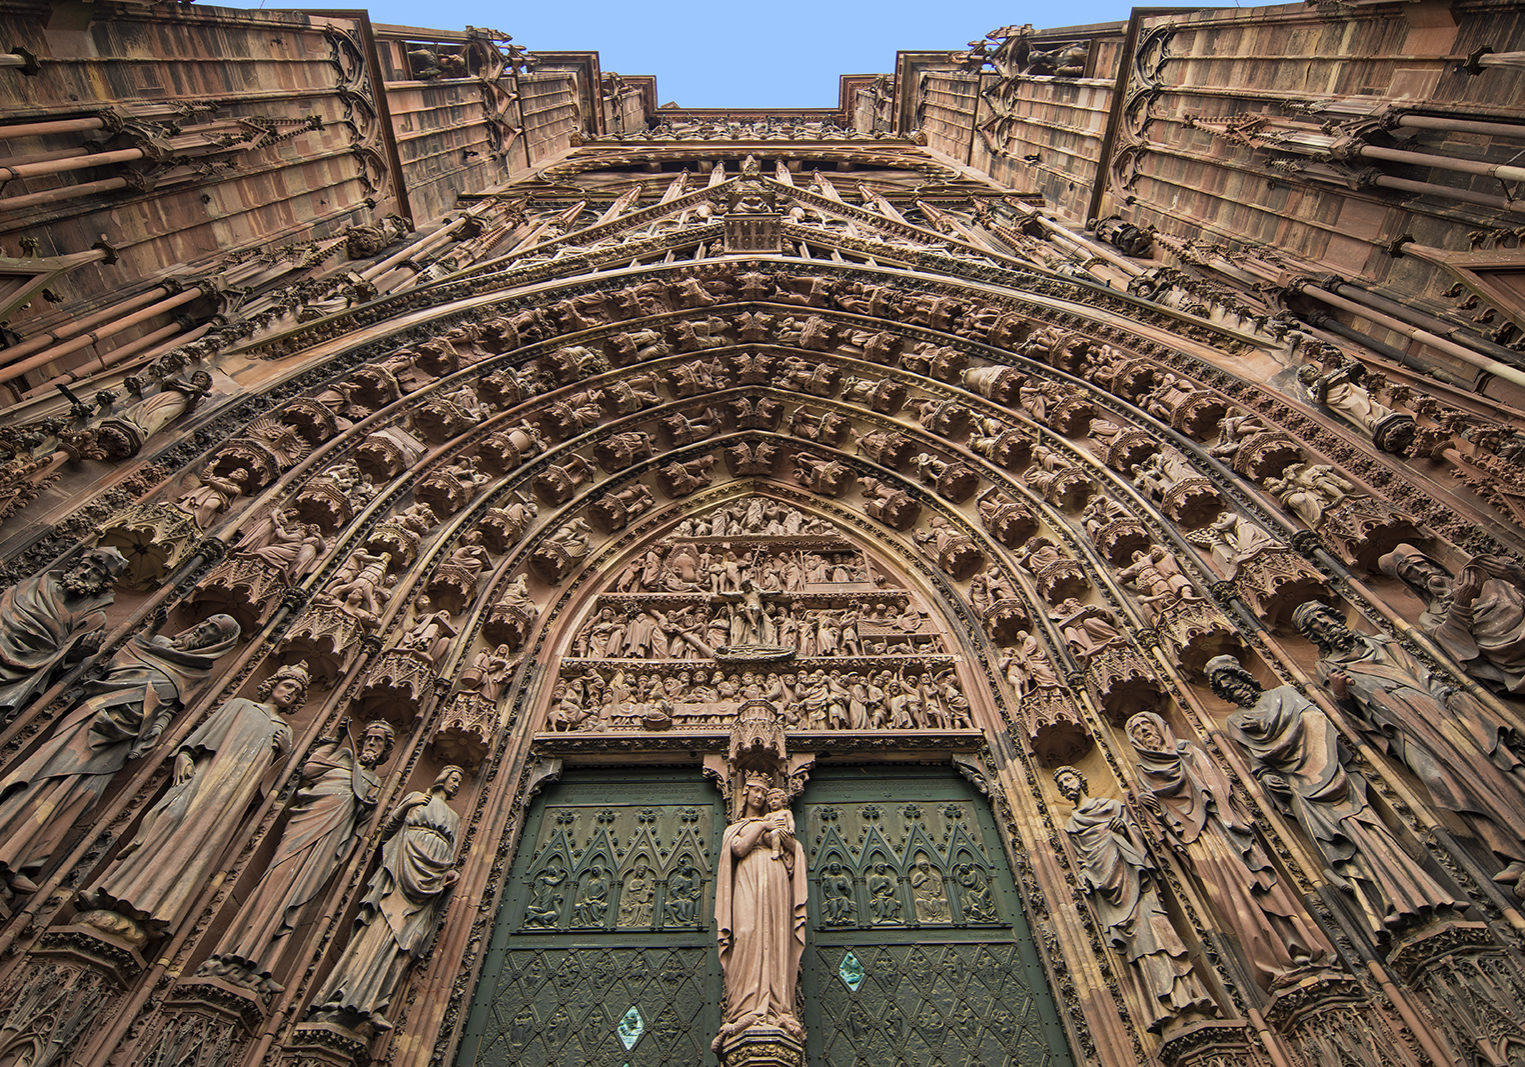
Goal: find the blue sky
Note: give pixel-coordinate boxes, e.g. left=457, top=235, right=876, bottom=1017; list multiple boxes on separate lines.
left=239, top=0, right=1140, bottom=107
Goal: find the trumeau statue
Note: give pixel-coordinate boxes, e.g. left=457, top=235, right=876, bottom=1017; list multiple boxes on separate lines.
left=1055, top=766, right=1215, bottom=1033
left=203, top=719, right=397, bottom=990
left=714, top=771, right=807, bottom=1050
left=311, top=765, right=465, bottom=1033
left=1126, top=712, right=1331, bottom=989
left=0, top=614, right=240, bottom=895
left=0, top=547, right=129, bottom=721
left=1293, top=601, right=1525, bottom=896
left=1208, top=655, right=1460, bottom=939
left=79, top=662, right=309, bottom=941
left=1380, top=543, right=1525, bottom=695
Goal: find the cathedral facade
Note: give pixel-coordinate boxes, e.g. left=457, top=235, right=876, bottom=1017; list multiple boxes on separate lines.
left=0, top=2, right=1524, bottom=1065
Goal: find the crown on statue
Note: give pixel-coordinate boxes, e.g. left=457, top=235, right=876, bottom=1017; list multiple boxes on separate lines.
left=743, top=771, right=774, bottom=789
left=272, top=661, right=312, bottom=688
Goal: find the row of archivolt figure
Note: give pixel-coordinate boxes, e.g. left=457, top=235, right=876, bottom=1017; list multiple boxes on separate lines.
left=1046, top=612, right=1525, bottom=1037
left=546, top=665, right=974, bottom=733
left=0, top=584, right=471, bottom=1035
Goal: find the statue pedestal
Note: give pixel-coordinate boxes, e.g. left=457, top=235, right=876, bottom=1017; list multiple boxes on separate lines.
left=717, top=1026, right=805, bottom=1067
left=286, top=1018, right=371, bottom=1066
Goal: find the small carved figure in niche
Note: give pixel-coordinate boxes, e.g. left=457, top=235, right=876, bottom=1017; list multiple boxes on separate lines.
left=328, top=550, right=394, bottom=623
left=176, top=467, right=249, bottom=529
left=1209, top=656, right=1460, bottom=939
left=571, top=864, right=611, bottom=927
left=1001, top=632, right=1063, bottom=698
left=1207, top=412, right=1270, bottom=461
left=444, top=531, right=493, bottom=582
left=247, top=509, right=328, bottom=580
left=1298, top=361, right=1414, bottom=453
left=1263, top=462, right=1357, bottom=528
left=310, top=765, right=464, bottom=1033
left=955, top=864, right=997, bottom=922
left=666, top=853, right=702, bottom=924
left=0, top=547, right=128, bottom=721
left=867, top=861, right=902, bottom=923
left=1198, top=511, right=1277, bottom=575
left=1380, top=544, right=1525, bottom=696
left=1050, top=598, right=1127, bottom=663
left=80, top=663, right=309, bottom=940
left=1294, top=602, right=1525, bottom=897
left=1126, top=712, right=1330, bottom=989
left=1130, top=451, right=1191, bottom=499
left=459, top=644, right=514, bottom=703
left=618, top=861, right=656, bottom=928
left=401, top=598, right=457, bottom=664
left=1118, top=546, right=1201, bottom=621
left=1082, top=498, right=1129, bottom=541
left=0, top=615, right=240, bottom=895
left=820, top=861, right=855, bottom=926
left=715, top=773, right=808, bottom=1047
left=909, top=852, right=950, bottom=923
left=524, top=860, right=568, bottom=927
left=203, top=719, right=396, bottom=990
left=1055, top=766, right=1215, bottom=1033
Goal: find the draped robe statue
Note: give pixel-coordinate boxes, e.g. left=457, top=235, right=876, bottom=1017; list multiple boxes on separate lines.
left=0, top=615, right=239, bottom=894
left=1380, top=544, right=1525, bottom=696
left=1294, top=602, right=1525, bottom=896
left=311, top=766, right=463, bottom=1032
left=1209, top=656, right=1459, bottom=939
left=1055, top=766, right=1214, bottom=1033
left=205, top=720, right=395, bottom=988
left=80, top=664, right=306, bottom=938
left=713, top=773, right=807, bottom=1050
left=0, top=548, right=128, bottom=720
left=1126, top=712, right=1331, bottom=988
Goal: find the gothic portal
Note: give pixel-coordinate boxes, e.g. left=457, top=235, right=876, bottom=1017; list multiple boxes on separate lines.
left=1, top=3, right=1524, bottom=1066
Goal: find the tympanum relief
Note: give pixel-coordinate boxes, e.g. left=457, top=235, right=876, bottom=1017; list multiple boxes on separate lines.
left=547, top=500, right=973, bottom=736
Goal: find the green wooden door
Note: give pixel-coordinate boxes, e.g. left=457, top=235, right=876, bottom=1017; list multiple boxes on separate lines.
left=799, top=768, right=1074, bottom=1067
left=456, top=772, right=725, bottom=1066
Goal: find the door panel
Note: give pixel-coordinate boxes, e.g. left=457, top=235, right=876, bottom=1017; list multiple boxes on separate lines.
left=800, top=768, right=1074, bottom=1067
left=457, top=773, right=724, bottom=1066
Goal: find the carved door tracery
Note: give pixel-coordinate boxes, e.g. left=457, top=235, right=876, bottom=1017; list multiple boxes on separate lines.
left=456, top=773, right=724, bottom=1066
left=799, top=768, right=1074, bottom=1067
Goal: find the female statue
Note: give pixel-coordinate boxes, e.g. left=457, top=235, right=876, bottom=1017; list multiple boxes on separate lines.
left=713, top=772, right=807, bottom=1050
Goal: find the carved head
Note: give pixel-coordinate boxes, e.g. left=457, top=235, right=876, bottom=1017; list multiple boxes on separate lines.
left=174, top=614, right=241, bottom=652
left=1206, top=655, right=1261, bottom=708
left=1052, top=766, right=1086, bottom=804
left=765, top=788, right=789, bottom=812
left=1291, top=601, right=1357, bottom=653
left=63, top=547, right=129, bottom=597
left=1124, top=712, right=1170, bottom=753
left=1378, top=543, right=1452, bottom=600
left=360, top=720, right=396, bottom=766
left=742, top=771, right=772, bottom=815
left=435, top=764, right=466, bottom=797
left=259, top=661, right=312, bottom=709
